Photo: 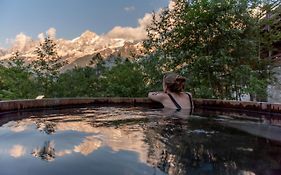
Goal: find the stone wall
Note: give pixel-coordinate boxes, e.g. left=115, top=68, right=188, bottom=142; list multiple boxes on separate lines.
left=0, top=98, right=280, bottom=114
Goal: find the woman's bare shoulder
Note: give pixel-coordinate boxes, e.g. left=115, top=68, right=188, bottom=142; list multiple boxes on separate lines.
left=185, top=92, right=192, bottom=97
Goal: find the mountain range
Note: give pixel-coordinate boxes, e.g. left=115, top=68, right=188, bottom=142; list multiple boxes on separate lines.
left=0, top=30, right=145, bottom=70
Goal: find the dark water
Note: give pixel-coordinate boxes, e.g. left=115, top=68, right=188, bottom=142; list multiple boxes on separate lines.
left=0, top=107, right=280, bottom=175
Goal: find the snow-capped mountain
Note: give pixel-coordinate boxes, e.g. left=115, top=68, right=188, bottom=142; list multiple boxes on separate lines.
left=0, top=30, right=145, bottom=68
left=0, top=48, right=6, bottom=57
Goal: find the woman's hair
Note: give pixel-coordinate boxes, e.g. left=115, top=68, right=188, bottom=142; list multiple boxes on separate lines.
left=163, top=72, right=186, bottom=93
left=166, top=79, right=185, bottom=93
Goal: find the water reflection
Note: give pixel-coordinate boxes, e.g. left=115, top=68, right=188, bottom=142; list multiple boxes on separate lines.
left=0, top=107, right=152, bottom=163
left=160, top=108, right=193, bottom=118
left=35, top=120, right=56, bottom=134
left=145, top=116, right=281, bottom=175
left=9, top=119, right=31, bottom=132
left=0, top=107, right=280, bottom=175
left=56, top=149, right=72, bottom=157
left=73, top=136, right=102, bottom=156
left=219, top=120, right=281, bottom=142
left=32, top=141, right=56, bottom=161
left=9, top=144, right=26, bottom=158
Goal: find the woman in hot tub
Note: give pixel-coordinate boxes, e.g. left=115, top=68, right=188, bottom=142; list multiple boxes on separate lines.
left=148, top=72, right=193, bottom=111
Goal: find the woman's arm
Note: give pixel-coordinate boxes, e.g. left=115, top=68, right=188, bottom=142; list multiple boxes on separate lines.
left=148, top=92, right=165, bottom=102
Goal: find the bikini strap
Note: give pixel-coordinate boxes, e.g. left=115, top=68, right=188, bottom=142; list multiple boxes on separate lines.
left=186, top=92, right=193, bottom=115
left=167, top=93, right=181, bottom=110
left=186, top=93, right=193, bottom=109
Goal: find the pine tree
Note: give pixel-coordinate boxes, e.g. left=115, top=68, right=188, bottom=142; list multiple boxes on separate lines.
left=31, top=36, right=67, bottom=97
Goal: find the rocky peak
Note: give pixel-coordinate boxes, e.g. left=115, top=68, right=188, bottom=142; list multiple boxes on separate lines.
left=80, top=30, right=98, bottom=40
left=0, top=30, right=144, bottom=68
left=0, top=48, right=6, bottom=56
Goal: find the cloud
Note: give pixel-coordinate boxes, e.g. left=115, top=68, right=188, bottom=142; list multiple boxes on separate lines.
left=105, top=26, right=146, bottom=40
left=9, top=145, right=26, bottom=158
left=105, top=13, right=154, bottom=40
left=5, top=38, right=14, bottom=46
left=138, top=12, right=155, bottom=28
left=168, top=0, right=176, bottom=10
left=4, top=27, right=57, bottom=50
left=38, top=33, right=45, bottom=42
left=37, top=27, right=56, bottom=41
left=10, top=125, right=27, bottom=132
left=73, top=136, right=102, bottom=156
left=124, top=6, right=135, bottom=12
left=12, top=33, right=32, bottom=51
left=56, top=149, right=72, bottom=157
left=47, top=27, right=56, bottom=39
left=105, top=1, right=169, bottom=41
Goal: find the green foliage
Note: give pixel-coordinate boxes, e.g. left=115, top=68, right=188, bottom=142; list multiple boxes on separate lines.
left=259, top=1, right=281, bottom=59
left=0, top=52, right=35, bottom=99
left=31, top=36, right=68, bottom=97
left=0, top=1, right=278, bottom=101
left=0, top=47, right=147, bottom=99
left=139, top=54, right=164, bottom=92
left=144, top=0, right=274, bottom=100
left=45, top=58, right=147, bottom=98
left=100, top=60, right=148, bottom=97
left=54, top=67, right=99, bottom=97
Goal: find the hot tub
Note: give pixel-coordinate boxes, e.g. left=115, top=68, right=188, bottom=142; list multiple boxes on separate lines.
left=0, top=98, right=280, bottom=175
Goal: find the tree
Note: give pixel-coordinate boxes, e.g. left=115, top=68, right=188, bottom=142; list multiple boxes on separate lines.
left=89, top=52, right=106, bottom=76
left=139, top=54, right=164, bottom=92
left=145, top=0, right=273, bottom=100
left=100, top=60, right=148, bottom=97
left=54, top=67, right=100, bottom=97
left=259, top=1, right=281, bottom=59
left=0, top=51, right=35, bottom=99
left=31, top=36, right=67, bottom=97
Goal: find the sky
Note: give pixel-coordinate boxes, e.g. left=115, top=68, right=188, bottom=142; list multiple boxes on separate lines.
left=0, top=0, right=170, bottom=48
